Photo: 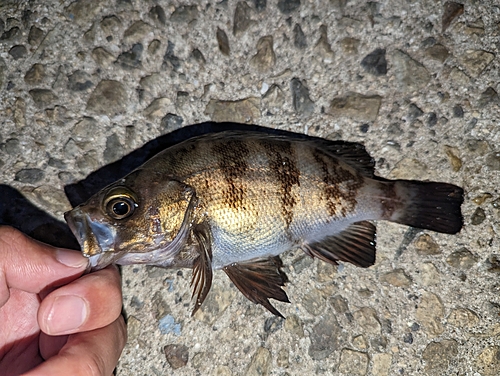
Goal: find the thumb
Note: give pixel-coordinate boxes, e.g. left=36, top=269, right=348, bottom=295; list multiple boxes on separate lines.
left=0, top=226, right=88, bottom=307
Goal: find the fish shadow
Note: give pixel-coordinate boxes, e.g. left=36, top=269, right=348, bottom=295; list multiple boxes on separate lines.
left=0, top=184, right=79, bottom=248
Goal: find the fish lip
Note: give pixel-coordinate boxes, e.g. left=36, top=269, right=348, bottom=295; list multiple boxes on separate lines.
left=86, top=252, right=124, bottom=272
left=64, top=208, right=90, bottom=254
left=64, top=207, right=120, bottom=271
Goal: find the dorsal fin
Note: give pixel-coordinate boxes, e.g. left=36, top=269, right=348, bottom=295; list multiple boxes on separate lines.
left=223, top=256, right=289, bottom=318
left=303, top=221, right=376, bottom=268
left=190, top=130, right=375, bottom=177
left=190, top=222, right=213, bottom=316
left=319, top=140, right=375, bottom=177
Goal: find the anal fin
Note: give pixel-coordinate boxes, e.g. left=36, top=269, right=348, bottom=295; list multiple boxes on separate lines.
left=190, top=222, right=213, bottom=316
left=303, top=221, right=376, bottom=268
left=223, top=256, right=289, bottom=318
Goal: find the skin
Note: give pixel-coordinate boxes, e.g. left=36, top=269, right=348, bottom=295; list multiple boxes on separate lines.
left=0, top=226, right=126, bottom=376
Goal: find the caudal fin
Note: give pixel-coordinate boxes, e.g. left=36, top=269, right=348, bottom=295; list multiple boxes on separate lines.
left=392, top=180, right=464, bottom=234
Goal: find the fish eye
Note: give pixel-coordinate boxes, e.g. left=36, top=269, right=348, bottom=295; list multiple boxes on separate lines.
left=105, top=196, right=136, bottom=220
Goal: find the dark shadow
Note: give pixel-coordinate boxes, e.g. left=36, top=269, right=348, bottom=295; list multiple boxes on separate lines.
left=0, top=184, right=79, bottom=249
left=64, top=122, right=319, bottom=206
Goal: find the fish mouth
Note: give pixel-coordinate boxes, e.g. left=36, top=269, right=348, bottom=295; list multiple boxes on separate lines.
left=64, top=207, right=123, bottom=272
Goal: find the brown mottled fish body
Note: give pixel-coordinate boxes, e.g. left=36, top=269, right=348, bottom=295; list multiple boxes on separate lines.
left=146, top=134, right=410, bottom=268
left=65, top=131, right=463, bottom=316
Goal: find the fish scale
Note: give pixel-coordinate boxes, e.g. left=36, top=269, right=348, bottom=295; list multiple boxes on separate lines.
left=65, top=130, right=464, bottom=317
left=181, top=140, right=355, bottom=267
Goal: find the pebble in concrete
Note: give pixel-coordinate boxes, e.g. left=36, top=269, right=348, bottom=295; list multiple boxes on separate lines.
left=353, top=307, right=382, bottom=335
left=458, top=50, right=495, bottom=78
left=478, top=87, right=499, bottom=108
left=170, top=5, right=198, bottom=23
left=290, top=78, right=314, bottom=118
left=302, top=288, right=326, bottom=316
left=446, top=247, right=478, bottom=269
left=116, top=44, right=143, bottom=70
left=126, top=315, right=142, bottom=342
left=205, top=97, right=260, bottom=123
left=391, top=50, right=431, bottom=93
left=293, top=24, right=306, bottom=49
left=416, top=291, right=444, bottom=337
left=15, top=168, right=45, bottom=184
left=308, top=312, right=343, bottom=360
left=92, top=47, right=115, bottom=68
left=233, top=2, right=253, bottom=35
left=442, top=2, right=464, bottom=32
left=123, top=21, right=153, bottom=45
left=447, top=308, right=480, bottom=328
left=28, top=26, right=44, bottom=46
left=415, top=262, right=441, bottom=287
left=475, top=346, right=500, bottom=376
left=246, top=347, right=271, bottom=376
left=193, top=283, right=236, bottom=325
left=371, top=353, right=392, bottom=376
left=284, top=314, right=304, bottom=337
left=217, top=27, right=230, bottom=56
left=163, top=344, right=189, bottom=369
left=329, top=92, right=382, bottom=122
left=9, top=44, right=27, bottom=59
left=29, top=89, right=58, bottom=109
left=422, top=339, right=459, bottom=375
left=250, top=36, right=275, bottom=71
left=360, top=48, right=387, bottom=76
left=67, top=70, right=93, bottom=92
left=86, top=80, right=128, bottom=116
left=380, top=269, right=412, bottom=288
left=161, top=113, right=184, bottom=134
left=24, top=64, right=45, bottom=85
left=338, top=348, right=369, bottom=376
left=425, top=44, right=450, bottom=63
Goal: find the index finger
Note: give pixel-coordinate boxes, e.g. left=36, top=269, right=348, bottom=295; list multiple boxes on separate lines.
left=0, top=226, right=88, bottom=306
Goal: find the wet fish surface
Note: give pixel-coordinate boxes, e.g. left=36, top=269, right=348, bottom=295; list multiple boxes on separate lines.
left=65, top=131, right=464, bottom=316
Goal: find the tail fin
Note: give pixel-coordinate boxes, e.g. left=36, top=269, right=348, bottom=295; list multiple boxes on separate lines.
left=391, top=180, right=464, bottom=234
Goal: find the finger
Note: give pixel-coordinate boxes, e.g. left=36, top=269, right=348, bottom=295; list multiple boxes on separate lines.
left=39, top=333, right=68, bottom=361
left=38, top=266, right=123, bottom=336
left=0, top=226, right=88, bottom=306
left=23, top=315, right=127, bottom=376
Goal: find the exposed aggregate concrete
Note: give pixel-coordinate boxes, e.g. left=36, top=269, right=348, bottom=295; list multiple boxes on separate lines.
left=1, top=1, right=499, bottom=375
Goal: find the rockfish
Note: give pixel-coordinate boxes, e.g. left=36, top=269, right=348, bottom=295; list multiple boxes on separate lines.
left=65, top=131, right=463, bottom=317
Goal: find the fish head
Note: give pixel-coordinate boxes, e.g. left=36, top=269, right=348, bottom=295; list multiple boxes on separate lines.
left=65, top=169, right=197, bottom=271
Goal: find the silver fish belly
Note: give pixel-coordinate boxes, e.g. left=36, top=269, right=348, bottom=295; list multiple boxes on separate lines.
left=65, top=131, right=464, bottom=317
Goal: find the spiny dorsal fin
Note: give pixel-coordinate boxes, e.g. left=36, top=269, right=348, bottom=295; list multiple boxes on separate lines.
left=303, top=221, right=376, bottom=268
left=319, top=140, right=376, bottom=177
left=223, top=256, right=289, bottom=318
left=190, top=222, right=213, bottom=316
left=194, top=131, right=375, bottom=177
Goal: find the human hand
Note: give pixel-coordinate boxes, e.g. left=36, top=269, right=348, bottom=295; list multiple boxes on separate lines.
left=0, top=226, right=126, bottom=376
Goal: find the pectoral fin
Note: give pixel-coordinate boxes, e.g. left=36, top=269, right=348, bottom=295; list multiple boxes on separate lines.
left=303, top=221, right=376, bottom=268
left=190, top=222, right=213, bottom=316
left=223, top=256, right=289, bottom=318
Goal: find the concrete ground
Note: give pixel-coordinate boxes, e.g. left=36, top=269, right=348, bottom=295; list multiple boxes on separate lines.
left=1, top=0, right=499, bottom=375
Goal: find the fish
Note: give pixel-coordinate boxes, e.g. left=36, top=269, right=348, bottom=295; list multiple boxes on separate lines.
left=64, top=130, right=464, bottom=317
